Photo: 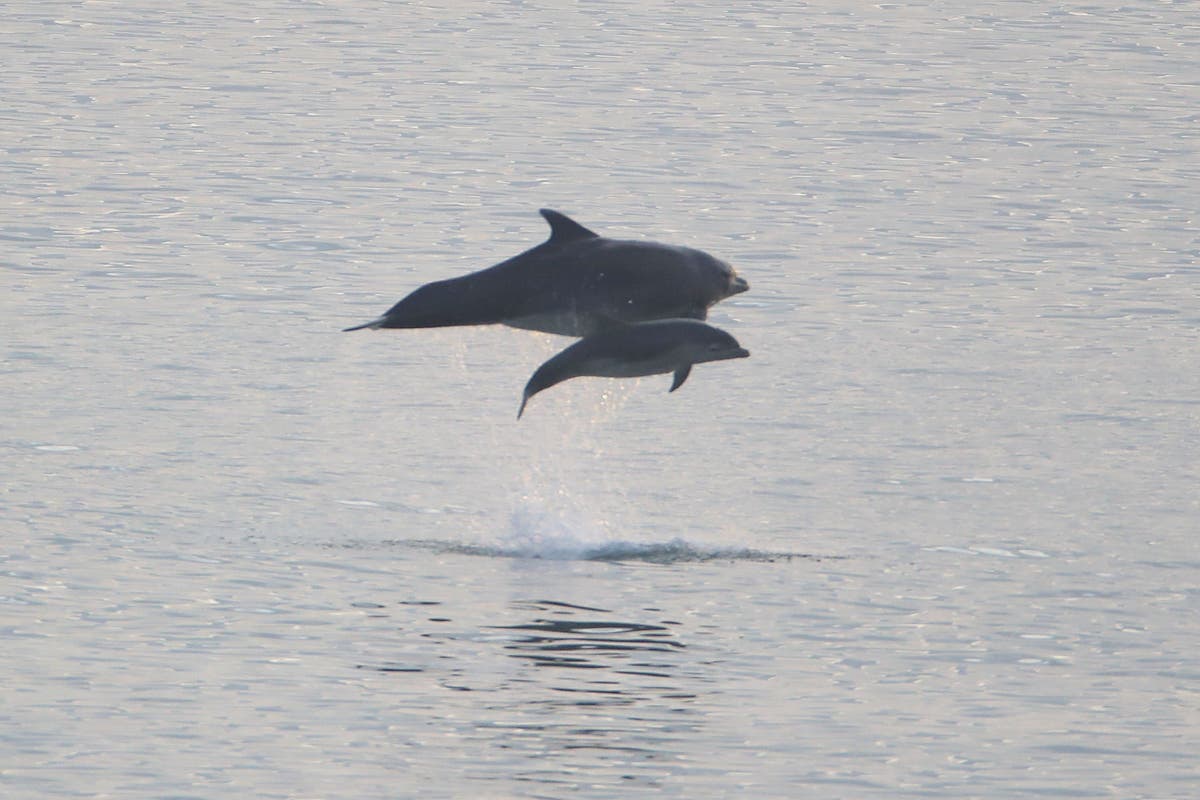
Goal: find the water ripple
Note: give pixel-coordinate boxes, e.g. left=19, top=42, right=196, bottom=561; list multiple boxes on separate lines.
left=400, top=537, right=817, bottom=563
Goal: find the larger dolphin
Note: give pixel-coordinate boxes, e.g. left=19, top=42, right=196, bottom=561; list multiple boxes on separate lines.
left=344, top=209, right=749, bottom=337
left=518, top=319, right=750, bottom=418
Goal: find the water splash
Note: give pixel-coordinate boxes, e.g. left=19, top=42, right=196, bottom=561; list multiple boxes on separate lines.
left=356, top=496, right=821, bottom=563
left=500, top=499, right=616, bottom=559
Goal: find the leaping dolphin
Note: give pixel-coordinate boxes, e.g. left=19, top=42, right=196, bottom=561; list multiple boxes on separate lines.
left=343, top=209, right=749, bottom=337
left=518, top=319, right=750, bottom=418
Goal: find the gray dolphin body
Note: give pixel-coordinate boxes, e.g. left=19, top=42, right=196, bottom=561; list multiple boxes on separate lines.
left=344, top=209, right=749, bottom=337
left=518, top=319, right=750, bottom=418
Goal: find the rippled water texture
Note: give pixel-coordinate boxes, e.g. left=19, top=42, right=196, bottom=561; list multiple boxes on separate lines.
left=4, top=2, right=1198, bottom=798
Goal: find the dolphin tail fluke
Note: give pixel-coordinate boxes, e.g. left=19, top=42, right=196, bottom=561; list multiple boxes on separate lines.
left=342, top=316, right=387, bottom=332
left=517, top=394, right=529, bottom=420
left=669, top=364, right=693, bottom=392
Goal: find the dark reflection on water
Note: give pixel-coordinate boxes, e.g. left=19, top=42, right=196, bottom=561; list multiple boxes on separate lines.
left=477, top=599, right=703, bottom=788
left=493, top=600, right=688, bottom=681
left=357, top=596, right=702, bottom=789
left=359, top=598, right=691, bottom=683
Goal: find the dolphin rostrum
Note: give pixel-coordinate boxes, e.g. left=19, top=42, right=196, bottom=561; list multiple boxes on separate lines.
left=344, top=209, right=749, bottom=337
left=517, top=319, right=750, bottom=418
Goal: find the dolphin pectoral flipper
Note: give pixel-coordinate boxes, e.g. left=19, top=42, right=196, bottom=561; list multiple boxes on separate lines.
left=669, top=364, right=692, bottom=392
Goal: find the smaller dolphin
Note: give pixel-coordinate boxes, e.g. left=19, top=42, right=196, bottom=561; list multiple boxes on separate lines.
left=518, top=319, right=750, bottom=419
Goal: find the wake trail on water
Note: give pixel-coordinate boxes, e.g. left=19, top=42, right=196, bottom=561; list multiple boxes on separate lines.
left=399, top=498, right=816, bottom=563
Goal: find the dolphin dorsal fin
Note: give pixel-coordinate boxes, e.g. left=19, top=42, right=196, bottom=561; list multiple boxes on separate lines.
left=540, top=209, right=599, bottom=244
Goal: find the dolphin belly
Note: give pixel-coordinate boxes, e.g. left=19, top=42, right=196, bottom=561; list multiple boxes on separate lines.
left=501, top=312, right=595, bottom=338
left=501, top=306, right=706, bottom=337
left=580, top=354, right=684, bottom=379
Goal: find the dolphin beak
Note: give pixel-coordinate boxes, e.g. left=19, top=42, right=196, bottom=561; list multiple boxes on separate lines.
left=729, top=274, right=749, bottom=296
left=710, top=346, right=750, bottom=363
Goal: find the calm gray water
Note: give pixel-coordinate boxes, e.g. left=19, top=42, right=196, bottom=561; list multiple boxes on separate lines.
left=4, top=2, right=1198, bottom=798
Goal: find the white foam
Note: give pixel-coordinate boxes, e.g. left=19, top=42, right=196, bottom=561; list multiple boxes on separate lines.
left=502, top=500, right=612, bottom=560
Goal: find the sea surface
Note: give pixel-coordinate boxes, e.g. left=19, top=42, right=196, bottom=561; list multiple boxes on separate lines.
left=3, top=2, right=1199, bottom=798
